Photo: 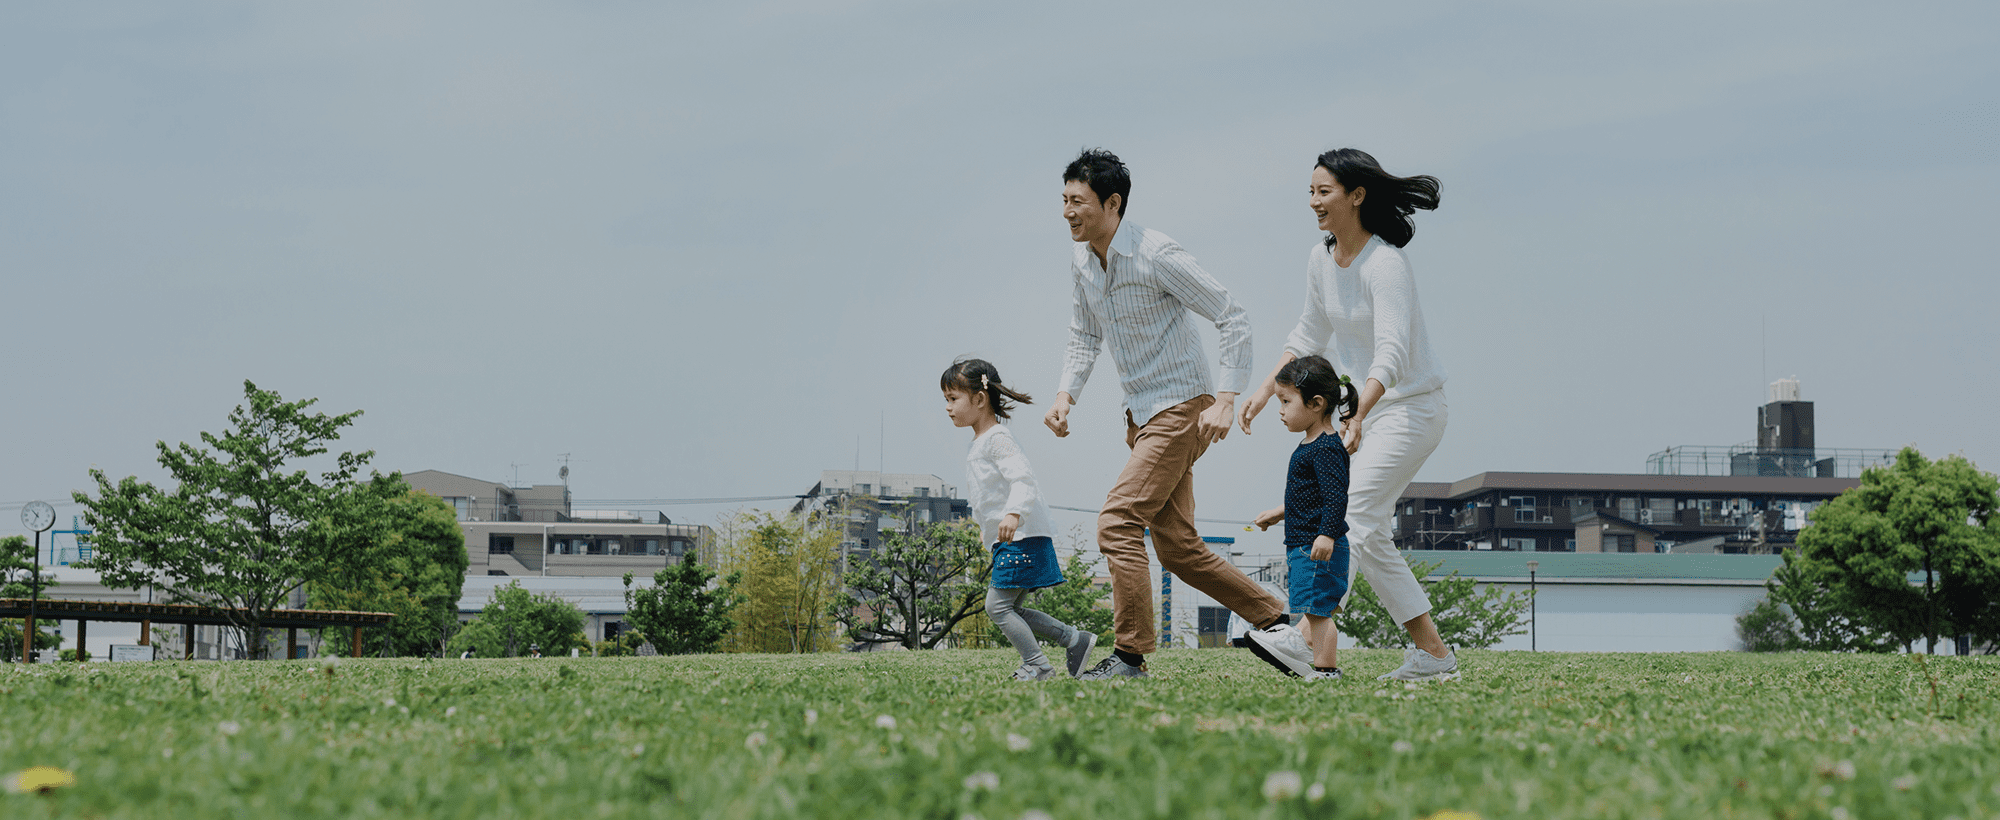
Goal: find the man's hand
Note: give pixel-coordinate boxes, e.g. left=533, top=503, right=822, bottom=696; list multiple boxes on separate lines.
left=1199, top=392, right=1238, bottom=444
left=1252, top=506, right=1284, bottom=531
left=1311, top=534, right=1337, bottom=562
left=998, top=513, right=1020, bottom=543
left=1044, top=392, right=1074, bottom=438
left=1238, top=385, right=1273, bottom=435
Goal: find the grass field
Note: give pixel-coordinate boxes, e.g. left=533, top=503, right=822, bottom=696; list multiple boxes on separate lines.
left=2, top=648, right=1997, bottom=819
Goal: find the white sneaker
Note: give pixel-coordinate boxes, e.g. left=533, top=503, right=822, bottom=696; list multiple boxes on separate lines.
left=1304, top=668, right=1342, bottom=682
left=1378, top=648, right=1458, bottom=682
left=1009, top=661, right=1057, bottom=682
left=1245, top=622, right=1315, bottom=678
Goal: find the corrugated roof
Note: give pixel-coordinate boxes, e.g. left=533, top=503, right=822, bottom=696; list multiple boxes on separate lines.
left=1402, top=550, right=1782, bottom=583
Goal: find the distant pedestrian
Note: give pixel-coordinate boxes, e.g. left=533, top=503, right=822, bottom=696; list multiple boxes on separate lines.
left=528, top=644, right=542, bottom=659
left=1249, top=355, right=1359, bottom=680
left=460, top=648, right=474, bottom=659
left=942, top=359, right=1096, bottom=681
left=1241, top=148, right=1458, bottom=682
left=1044, top=147, right=1298, bottom=680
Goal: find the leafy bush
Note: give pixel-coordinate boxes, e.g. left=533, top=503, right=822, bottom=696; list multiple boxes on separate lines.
left=1337, top=558, right=1530, bottom=649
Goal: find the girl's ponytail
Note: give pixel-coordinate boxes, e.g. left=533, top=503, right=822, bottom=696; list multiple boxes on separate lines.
left=941, top=358, right=1034, bottom=420
left=1275, top=355, right=1358, bottom=422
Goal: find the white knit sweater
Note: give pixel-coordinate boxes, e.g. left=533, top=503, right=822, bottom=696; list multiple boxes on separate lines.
left=964, top=424, right=1057, bottom=547
left=1282, top=235, right=1447, bottom=402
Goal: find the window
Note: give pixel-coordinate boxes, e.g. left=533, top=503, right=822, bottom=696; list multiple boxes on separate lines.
left=487, top=570, right=509, bottom=576
left=643, top=539, right=662, bottom=556
left=446, top=497, right=471, bottom=521
left=913, top=487, right=930, bottom=497
left=857, top=484, right=872, bottom=495
left=1611, top=534, right=1637, bottom=553
left=1514, top=508, right=1538, bottom=523
left=668, top=538, right=690, bottom=557
left=488, top=535, right=515, bottom=555
left=1502, top=537, right=1536, bottom=551
left=1196, top=607, right=1232, bottom=648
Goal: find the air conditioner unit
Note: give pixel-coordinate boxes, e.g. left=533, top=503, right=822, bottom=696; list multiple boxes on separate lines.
left=1639, top=509, right=1654, bottom=524
left=1541, top=515, right=1553, bottom=523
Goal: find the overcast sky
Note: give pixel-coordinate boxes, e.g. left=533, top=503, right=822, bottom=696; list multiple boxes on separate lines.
left=5, top=2, right=1996, bottom=562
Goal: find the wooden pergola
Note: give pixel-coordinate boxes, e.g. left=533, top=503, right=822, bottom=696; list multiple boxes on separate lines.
left=0, top=598, right=395, bottom=662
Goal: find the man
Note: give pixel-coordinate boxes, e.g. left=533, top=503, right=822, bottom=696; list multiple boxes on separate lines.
left=1044, top=148, right=1306, bottom=679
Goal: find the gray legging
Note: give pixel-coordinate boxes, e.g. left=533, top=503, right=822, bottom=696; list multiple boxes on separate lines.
left=986, top=586, right=1075, bottom=667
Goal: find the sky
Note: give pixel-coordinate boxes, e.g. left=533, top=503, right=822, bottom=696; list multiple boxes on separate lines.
left=4, top=2, right=1997, bottom=563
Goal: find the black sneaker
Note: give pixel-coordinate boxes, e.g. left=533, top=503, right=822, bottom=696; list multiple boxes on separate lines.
left=1077, top=655, right=1147, bottom=680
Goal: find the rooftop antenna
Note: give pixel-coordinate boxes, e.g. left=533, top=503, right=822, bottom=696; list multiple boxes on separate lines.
left=509, top=462, right=528, bottom=488
left=557, top=453, right=571, bottom=487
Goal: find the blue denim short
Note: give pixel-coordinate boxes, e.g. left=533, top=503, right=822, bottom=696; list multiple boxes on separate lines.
left=1286, top=536, right=1351, bottom=617
left=991, top=535, right=1063, bottom=590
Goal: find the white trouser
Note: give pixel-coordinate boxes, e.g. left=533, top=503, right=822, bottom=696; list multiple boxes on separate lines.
left=1336, top=388, right=1448, bottom=625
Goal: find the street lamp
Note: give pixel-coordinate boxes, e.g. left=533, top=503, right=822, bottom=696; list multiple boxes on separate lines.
left=1525, top=559, right=1539, bottom=653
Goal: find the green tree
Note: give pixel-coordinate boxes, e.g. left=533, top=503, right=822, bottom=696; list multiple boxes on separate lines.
left=1764, top=558, right=1897, bottom=652
left=75, top=380, right=380, bottom=660
left=1337, top=558, right=1531, bottom=650
left=623, top=560, right=744, bottom=655
left=0, top=535, right=61, bottom=661
left=446, top=581, right=586, bottom=658
left=309, top=481, right=468, bottom=657
left=719, top=512, right=841, bottom=653
left=829, top=520, right=988, bottom=650
left=1784, top=447, right=2000, bottom=653
left=1734, top=597, right=1801, bottom=652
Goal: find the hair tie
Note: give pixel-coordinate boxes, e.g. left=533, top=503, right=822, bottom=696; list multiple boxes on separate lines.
left=1340, top=375, right=1352, bottom=385
left=981, top=374, right=990, bottom=390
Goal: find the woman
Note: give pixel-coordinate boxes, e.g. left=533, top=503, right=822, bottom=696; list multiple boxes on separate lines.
left=1240, top=148, right=1456, bottom=681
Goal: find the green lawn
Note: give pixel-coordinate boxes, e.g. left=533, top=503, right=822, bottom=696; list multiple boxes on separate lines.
left=2, top=649, right=1996, bottom=819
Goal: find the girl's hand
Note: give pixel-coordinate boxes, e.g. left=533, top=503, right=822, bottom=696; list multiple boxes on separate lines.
left=1311, top=534, right=1337, bottom=562
left=1238, top=384, right=1273, bottom=434
left=998, top=513, right=1020, bottom=543
left=1252, top=507, right=1284, bottom=531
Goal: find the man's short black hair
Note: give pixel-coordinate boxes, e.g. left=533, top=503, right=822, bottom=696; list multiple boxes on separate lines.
left=1063, top=148, right=1130, bottom=217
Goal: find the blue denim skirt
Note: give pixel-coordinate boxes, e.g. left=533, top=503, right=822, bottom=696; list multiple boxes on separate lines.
left=991, top=535, right=1063, bottom=590
left=1286, top=536, right=1351, bottom=617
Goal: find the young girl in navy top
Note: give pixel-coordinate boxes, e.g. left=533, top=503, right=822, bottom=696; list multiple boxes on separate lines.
left=1251, top=354, right=1359, bottom=680
left=943, top=359, right=1097, bottom=681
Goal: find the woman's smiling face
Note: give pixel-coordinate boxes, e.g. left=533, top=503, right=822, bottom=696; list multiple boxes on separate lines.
left=1309, top=166, right=1364, bottom=233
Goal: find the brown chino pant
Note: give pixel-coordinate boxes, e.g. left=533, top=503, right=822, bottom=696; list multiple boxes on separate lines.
left=1099, top=395, right=1284, bottom=655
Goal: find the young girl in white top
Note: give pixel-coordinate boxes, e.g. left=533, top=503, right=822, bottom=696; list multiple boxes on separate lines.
left=943, top=358, right=1097, bottom=681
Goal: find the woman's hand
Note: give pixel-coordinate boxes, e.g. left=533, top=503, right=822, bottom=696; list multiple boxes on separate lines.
left=998, top=513, right=1021, bottom=543
left=1252, top=506, right=1285, bottom=531
left=1340, top=414, right=1365, bottom=455
left=1239, top=384, right=1274, bottom=434
left=1311, top=534, right=1337, bottom=562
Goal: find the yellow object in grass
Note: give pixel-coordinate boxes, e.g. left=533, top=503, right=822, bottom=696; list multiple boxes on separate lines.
left=1418, top=812, right=1482, bottom=820
left=3, top=766, right=76, bottom=794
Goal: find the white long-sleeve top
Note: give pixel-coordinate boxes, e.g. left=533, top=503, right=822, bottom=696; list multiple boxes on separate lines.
left=1282, top=235, right=1446, bottom=402
left=1058, top=220, right=1254, bottom=426
left=964, top=424, right=1057, bottom=547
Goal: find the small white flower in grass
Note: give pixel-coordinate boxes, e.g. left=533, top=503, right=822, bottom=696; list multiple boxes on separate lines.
left=804, top=709, right=818, bottom=727
left=384, top=697, right=396, bottom=707
left=445, top=706, right=457, bottom=718
left=1306, top=782, right=1326, bottom=802
left=875, top=715, right=897, bottom=730
left=1404, top=682, right=1419, bottom=691
left=963, top=771, right=999, bottom=792
left=1075, top=691, right=1086, bottom=699
left=1262, top=771, right=1302, bottom=801
left=745, top=731, right=767, bottom=751
left=630, top=743, right=645, bottom=757
left=1392, top=740, right=1415, bottom=753
left=1833, top=760, right=1856, bottom=781
left=1373, top=689, right=1390, bottom=698
left=1892, top=774, right=1916, bottom=791
left=1006, top=733, right=1032, bottom=752
left=1831, top=807, right=1851, bottom=820
left=1021, top=812, right=1053, bottom=820
left=161, top=748, right=173, bottom=759
left=218, top=720, right=242, bottom=736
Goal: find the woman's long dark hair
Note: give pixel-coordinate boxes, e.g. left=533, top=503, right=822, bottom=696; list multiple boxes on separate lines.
left=940, top=358, right=1034, bottom=420
left=1316, top=148, right=1440, bottom=249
